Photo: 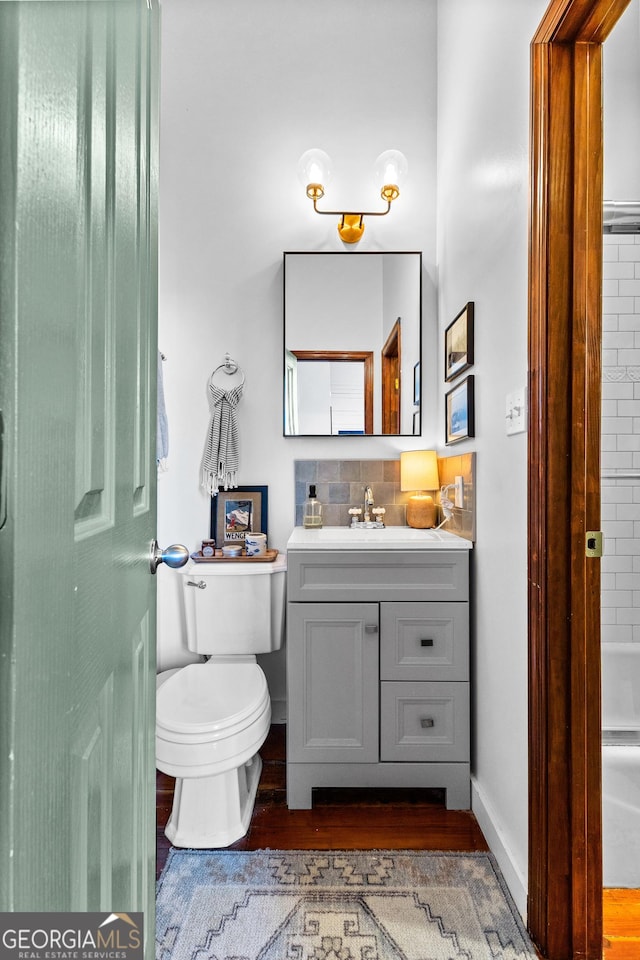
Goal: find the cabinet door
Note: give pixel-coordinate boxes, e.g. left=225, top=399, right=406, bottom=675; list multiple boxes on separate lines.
left=287, top=602, right=379, bottom=763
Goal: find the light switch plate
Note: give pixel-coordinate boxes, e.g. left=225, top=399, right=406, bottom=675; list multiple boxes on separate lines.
left=506, top=388, right=527, bottom=435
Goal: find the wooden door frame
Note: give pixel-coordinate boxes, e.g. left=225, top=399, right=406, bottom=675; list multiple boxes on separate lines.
left=291, top=349, right=374, bottom=435
left=528, top=1, right=631, bottom=957
left=382, top=319, right=401, bottom=434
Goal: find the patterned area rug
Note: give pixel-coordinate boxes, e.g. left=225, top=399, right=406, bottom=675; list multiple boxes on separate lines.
left=156, top=849, right=537, bottom=960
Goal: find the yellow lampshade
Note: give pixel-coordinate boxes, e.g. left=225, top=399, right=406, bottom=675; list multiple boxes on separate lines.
left=400, top=450, right=439, bottom=492
left=400, top=450, right=440, bottom=529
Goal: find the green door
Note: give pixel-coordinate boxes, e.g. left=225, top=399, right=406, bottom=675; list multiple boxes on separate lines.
left=0, top=0, right=160, bottom=946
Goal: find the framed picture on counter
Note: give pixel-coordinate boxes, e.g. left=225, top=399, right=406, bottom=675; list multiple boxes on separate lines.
left=210, top=485, right=269, bottom=545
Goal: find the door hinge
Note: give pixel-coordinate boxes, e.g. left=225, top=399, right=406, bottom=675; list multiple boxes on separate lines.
left=585, top=531, right=603, bottom=558
left=395, top=378, right=399, bottom=390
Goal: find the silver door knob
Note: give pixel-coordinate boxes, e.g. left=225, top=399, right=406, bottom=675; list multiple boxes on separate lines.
left=149, top=539, right=190, bottom=575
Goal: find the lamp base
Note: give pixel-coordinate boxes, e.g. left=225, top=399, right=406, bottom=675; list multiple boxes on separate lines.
left=406, top=494, right=436, bottom=529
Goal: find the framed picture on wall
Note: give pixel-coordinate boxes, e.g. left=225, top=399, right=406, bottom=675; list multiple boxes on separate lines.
left=445, top=301, right=474, bottom=382
left=445, top=375, right=474, bottom=445
left=413, top=361, right=421, bottom=406
left=210, top=485, right=268, bottom=544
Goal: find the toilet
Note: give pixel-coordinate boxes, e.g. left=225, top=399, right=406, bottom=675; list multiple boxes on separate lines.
left=156, top=553, right=286, bottom=848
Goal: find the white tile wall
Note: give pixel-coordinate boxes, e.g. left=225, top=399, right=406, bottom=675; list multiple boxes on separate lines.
left=601, top=235, right=640, bottom=643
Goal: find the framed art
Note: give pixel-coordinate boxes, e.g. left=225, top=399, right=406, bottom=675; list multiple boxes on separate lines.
left=413, top=410, right=421, bottom=435
left=445, top=301, right=474, bottom=382
left=445, top=375, right=474, bottom=444
left=210, top=485, right=268, bottom=545
left=413, top=361, right=421, bottom=406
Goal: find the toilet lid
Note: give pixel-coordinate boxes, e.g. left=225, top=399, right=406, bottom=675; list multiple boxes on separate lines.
left=156, top=662, right=268, bottom=734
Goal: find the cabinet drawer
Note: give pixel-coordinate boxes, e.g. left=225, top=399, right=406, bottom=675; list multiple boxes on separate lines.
left=380, top=681, right=470, bottom=762
left=380, top=602, right=468, bottom=681
left=287, top=550, right=469, bottom=602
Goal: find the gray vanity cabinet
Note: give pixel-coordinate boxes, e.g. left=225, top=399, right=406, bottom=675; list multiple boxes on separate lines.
left=286, top=549, right=471, bottom=810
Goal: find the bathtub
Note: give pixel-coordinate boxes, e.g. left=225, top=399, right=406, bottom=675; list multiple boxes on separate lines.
left=602, top=741, right=640, bottom=886
left=602, top=643, right=640, bottom=887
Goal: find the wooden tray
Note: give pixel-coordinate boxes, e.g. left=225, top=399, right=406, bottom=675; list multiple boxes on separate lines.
left=190, top=548, right=279, bottom=563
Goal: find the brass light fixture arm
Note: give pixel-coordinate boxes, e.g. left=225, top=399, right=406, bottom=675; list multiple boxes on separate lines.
left=305, top=181, right=400, bottom=244
left=311, top=196, right=393, bottom=219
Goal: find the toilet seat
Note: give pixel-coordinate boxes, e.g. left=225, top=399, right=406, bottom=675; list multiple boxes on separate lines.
left=157, top=662, right=269, bottom=740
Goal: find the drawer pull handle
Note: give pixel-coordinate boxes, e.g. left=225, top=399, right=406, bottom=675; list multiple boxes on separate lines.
left=365, top=624, right=378, bottom=634
left=420, top=638, right=434, bottom=647
left=420, top=717, right=435, bottom=729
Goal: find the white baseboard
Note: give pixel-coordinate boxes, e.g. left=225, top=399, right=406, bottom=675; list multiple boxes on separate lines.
left=471, top=777, right=528, bottom=921
left=270, top=698, right=287, bottom=724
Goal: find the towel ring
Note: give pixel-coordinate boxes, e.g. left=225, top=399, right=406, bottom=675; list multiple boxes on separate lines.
left=210, top=353, right=245, bottom=387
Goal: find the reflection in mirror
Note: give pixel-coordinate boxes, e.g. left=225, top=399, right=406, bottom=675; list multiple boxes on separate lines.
left=283, top=252, right=422, bottom=436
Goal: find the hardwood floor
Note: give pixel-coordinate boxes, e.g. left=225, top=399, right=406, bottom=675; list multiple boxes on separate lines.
left=157, top=725, right=639, bottom=958
left=156, top=723, right=489, bottom=879
left=602, top=889, right=640, bottom=960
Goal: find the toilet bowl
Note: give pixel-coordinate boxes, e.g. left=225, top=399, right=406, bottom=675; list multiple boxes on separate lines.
left=156, top=554, right=285, bottom=848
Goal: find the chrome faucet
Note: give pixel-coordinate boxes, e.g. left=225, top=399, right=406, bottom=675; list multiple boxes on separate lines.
left=363, top=485, right=374, bottom=522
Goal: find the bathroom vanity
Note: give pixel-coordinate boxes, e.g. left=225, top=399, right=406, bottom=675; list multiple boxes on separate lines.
left=286, top=526, right=472, bottom=809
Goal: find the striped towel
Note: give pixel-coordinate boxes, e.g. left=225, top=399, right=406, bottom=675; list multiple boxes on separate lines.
left=201, top=380, right=243, bottom=495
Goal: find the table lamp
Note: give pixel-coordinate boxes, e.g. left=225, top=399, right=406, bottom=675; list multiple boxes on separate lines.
left=400, top=450, right=440, bottom=528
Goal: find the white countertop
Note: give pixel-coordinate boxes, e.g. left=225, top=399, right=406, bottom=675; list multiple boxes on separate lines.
left=287, top=526, right=473, bottom=550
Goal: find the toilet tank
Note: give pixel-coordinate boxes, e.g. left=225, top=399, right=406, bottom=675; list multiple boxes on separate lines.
left=182, top=554, right=286, bottom=655
left=602, top=642, right=640, bottom=731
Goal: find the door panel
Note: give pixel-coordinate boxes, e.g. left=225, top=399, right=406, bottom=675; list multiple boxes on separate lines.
left=0, top=0, right=159, bottom=946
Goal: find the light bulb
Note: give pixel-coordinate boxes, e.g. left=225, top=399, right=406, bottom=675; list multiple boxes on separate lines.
left=374, top=149, right=408, bottom=201
left=297, top=148, right=333, bottom=199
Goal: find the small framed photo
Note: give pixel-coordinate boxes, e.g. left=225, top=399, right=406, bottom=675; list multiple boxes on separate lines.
left=210, top=485, right=268, bottom=544
left=413, top=409, right=421, bottom=435
left=445, top=301, right=474, bottom=382
left=413, top=361, right=421, bottom=406
left=445, top=375, right=474, bottom=445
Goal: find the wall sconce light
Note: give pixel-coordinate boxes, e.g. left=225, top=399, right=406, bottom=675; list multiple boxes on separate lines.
left=298, top=147, right=408, bottom=244
left=400, top=450, right=440, bottom=529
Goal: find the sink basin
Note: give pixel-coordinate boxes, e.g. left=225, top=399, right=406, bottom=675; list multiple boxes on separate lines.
left=287, top=526, right=472, bottom=550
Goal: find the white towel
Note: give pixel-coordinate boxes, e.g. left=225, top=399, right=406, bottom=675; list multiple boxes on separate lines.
left=201, top=380, right=243, bottom=495
left=157, top=350, right=169, bottom=471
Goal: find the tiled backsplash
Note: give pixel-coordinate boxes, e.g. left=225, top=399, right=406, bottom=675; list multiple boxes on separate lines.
left=294, top=454, right=475, bottom=539
left=601, top=233, right=640, bottom=643
left=295, top=459, right=405, bottom=527
left=438, top=452, right=476, bottom=541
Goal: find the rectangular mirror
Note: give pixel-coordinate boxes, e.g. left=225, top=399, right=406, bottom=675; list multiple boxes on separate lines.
left=283, top=252, right=422, bottom=436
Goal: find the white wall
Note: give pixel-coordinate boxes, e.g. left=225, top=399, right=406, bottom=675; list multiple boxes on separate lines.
left=286, top=255, right=382, bottom=350
left=382, top=254, right=421, bottom=433
left=604, top=0, right=640, bottom=201
left=436, top=0, right=548, bottom=916
left=157, top=0, right=438, bottom=685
